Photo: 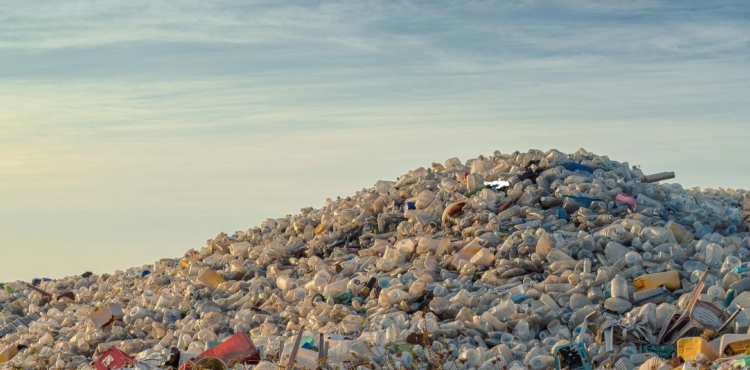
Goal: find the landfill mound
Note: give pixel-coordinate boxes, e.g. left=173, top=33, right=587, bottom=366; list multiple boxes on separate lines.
left=1, top=148, right=750, bottom=370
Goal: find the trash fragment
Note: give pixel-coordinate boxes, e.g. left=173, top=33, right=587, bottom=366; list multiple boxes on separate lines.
left=191, top=357, right=227, bottom=370
left=484, top=179, right=511, bottom=189
left=89, top=303, right=124, bottom=328
left=561, top=161, right=596, bottom=173
left=640, top=171, right=675, bottom=183
left=553, top=312, right=595, bottom=370
left=615, top=193, right=638, bottom=208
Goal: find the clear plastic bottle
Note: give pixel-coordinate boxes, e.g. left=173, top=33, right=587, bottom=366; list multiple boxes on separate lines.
left=605, top=242, right=629, bottom=263
left=707, top=285, right=725, bottom=301
left=611, top=275, right=629, bottom=300
left=528, top=355, right=554, bottom=370
left=704, top=243, right=724, bottom=268
left=632, top=287, right=668, bottom=304
left=720, top=256, right=742, bottom=275
left=670, top=244, right=688, bottom=263
left=624, top=251, right=642, bottom=266
left=500, top=332, right=514, bottom=345
left=683, top=260, right=708, bottom=273
left=514, top=319, right=533, bottom=341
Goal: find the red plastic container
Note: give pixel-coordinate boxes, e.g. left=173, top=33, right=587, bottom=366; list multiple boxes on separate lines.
left=94, top=346, right=135, bottom=370
left=179, top=332, right=260, bottom=369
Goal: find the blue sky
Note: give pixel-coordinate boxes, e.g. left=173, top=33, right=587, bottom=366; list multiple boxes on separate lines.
left=1, top=0, right=749, bottom=281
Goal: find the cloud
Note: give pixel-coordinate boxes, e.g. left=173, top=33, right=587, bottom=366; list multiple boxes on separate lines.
left=1, top=0, right=749, bottom=281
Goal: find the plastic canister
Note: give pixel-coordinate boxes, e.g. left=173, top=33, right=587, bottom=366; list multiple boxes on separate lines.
left=346, top=276, right=367, bottom=295
left=196, top=269, right=226, bottom=290
left=0, top=345, right=19, bottom=363
left=633, top=271, right=680, bottom=291
left=451, top=240, right=483, bottom=269
left=322, top=279, right=349, bottom=297
left=470, top=248, right=495, bottom=267
left=276, top=275, right=298, bottom=290
left=676, top=337, right=718, bottom=361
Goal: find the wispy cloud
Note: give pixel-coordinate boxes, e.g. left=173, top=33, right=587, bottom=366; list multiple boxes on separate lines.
left=1, top=0, right=749, bottom=281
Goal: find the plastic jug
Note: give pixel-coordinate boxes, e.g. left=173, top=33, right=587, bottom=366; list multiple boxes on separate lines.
left=196, top=269, right=226, bottom=290
left=452, top=240, right=483, bottom=269
left=676, top=337, right=718, bottom=361
left=0, top=345, right=18, bottom=363
left=633, top=271, right=680, bottom=291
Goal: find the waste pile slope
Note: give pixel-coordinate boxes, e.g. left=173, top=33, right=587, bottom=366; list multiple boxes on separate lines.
left=1, top=148, right=749, bottom=370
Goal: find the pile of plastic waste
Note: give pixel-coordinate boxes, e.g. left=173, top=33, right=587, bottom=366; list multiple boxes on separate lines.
left=1, top=148, right=749, bottom=370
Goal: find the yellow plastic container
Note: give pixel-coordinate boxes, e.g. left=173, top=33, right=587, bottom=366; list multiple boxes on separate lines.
left=677, top=337, right=718, bottom=361
left=667, top=221, right=694, bottom=245
left=451, top=239, right=483, bottom=269
left=717, top=334, right=750, bottom=356
left=0, top=345, right=18, bottom=363
left=633, top=270, right=681, bottom=291
left=197, top=269, right=226, bottom=290
left=180, top=253, right=201, bottom=268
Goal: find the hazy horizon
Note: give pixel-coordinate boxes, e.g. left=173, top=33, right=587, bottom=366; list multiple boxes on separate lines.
left=2, top=0, right=749, bottom=282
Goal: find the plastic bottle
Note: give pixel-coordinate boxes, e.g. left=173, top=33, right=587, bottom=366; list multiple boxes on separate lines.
left=707, top=285, right=725, bottom=301
left=528, top=355, right=554, bottom=370
left=621, top=265, right=644, bottom=279
left=704, top=243, right=724, bottom=268
left=322, top=279, right=348, bottom=297
left=611, top=275, right=629, bottom=300
left=605, top=242, right=629, bottom=263
left=683, top=260, right=708, bottom=273
left=729, top=277, right=750, bottom=295
left=500, top=332, right=514, bottom=345
left=276, top=275, right=297, bottom=290
left=670, top=244, right=688, bottom=263
left=569, top=293, right=590, bottom=310
left=632, top=287, right=668, bottom=304
left=720, top=256, right=742, bottom=275
left=624, top=251, right=642, bottom=266
left=514, top=319, right=533, bottom=341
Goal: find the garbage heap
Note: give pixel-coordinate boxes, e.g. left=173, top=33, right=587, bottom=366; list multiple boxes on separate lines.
left=1, top=148, right=750, bottom=370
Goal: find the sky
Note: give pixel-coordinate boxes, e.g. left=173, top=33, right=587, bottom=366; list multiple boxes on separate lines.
left=1, top=0, right=749, bottom=282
